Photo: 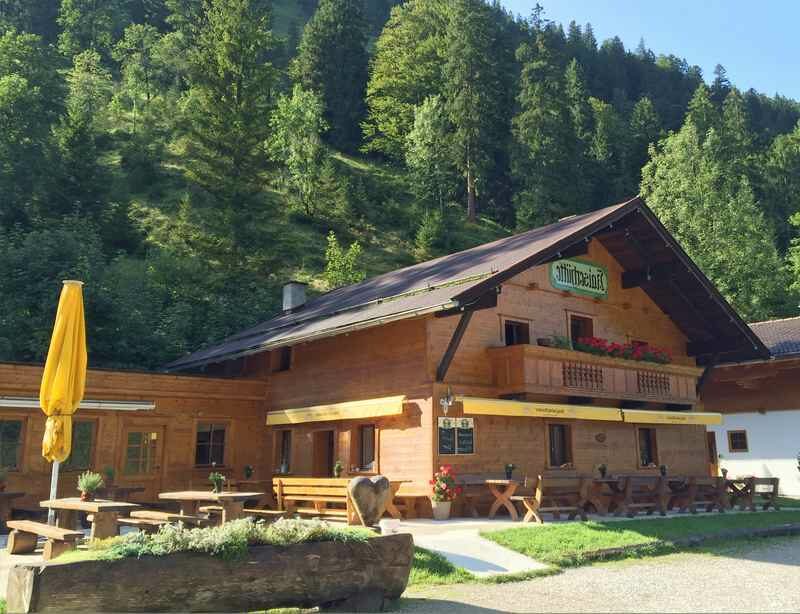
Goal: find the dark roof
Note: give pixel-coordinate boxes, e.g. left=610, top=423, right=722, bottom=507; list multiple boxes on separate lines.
left=750, top=317, right=800, bottom=357
left=165, top=197, right=768, bottom=371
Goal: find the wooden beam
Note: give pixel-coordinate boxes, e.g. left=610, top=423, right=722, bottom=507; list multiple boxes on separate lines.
left=436, top=311, right=473, bottom=383
left=687, top=337, right=745, bottom=357
left=436, top=288, right=497, bottom=318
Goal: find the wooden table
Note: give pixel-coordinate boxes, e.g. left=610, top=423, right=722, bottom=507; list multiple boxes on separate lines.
left=486, top=479, right=519, bottom=520
left=40, top=498, right=140, bottom=539
left=158, top=491, right=264, bottom=523
left=585, top=478, right=623, bottom=515
left=0, top=491, right=24, bottom=531
left=228, top=480, right=276, bottom=509
left=97, top=485, right=146, bottom=502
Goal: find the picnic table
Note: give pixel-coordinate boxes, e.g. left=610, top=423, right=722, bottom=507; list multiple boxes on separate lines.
left=228, top=480, right=276, bottom=508
left=97, top=485, right=145, bottom=502
left=0, top=491, right=24, bottom=531
left=585, top=478, right=623, bottom=515
left=485, top=479, right=520, bottom=520
left=158, top=491, right=264, bottom=523
left=40, top=497, right=140, bottom=539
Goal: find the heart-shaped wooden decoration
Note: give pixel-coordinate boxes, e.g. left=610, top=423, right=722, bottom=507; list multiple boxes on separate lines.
left=348, top=476, right=391, bottom=526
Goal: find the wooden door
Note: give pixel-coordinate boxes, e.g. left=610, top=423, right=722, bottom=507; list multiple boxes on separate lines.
left=312, top=430, right=335, bottom=477
left=706, top=431, right=719, bottom=476
left=118, top=425, right=165, bottom=501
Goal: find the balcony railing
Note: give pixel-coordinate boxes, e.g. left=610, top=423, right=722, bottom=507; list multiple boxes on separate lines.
left=488, top=344, right=703, bottom=406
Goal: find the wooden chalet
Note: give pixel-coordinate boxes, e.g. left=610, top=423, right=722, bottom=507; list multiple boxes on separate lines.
left=0, top=197, right=768, bottom=512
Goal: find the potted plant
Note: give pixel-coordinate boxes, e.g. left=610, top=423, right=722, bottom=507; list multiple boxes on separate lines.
left=659, top=464, right=668, bottom=477
left=208, top=471, right=226, bottom=493
left=77, top=470, right=104, bottom=501
left=504, top=463, right=516, bottom=480
left=429, top=465, right=461, bottom=521
left=596, top=463, right=608, bottom=478
left=244, top=464, right=255, bottom=479
left=333, top=460, right=343, bottom=478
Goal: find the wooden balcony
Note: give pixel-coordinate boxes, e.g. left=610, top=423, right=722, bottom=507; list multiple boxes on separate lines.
left=488, top=345, right=704, bottom=406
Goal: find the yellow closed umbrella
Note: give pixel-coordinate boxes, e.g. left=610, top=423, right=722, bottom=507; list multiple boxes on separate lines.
left=40, top=280, right=87, bottom=522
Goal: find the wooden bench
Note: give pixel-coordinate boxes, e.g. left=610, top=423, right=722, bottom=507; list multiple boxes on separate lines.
left=729, top=477, right=781, bottom=511
left=6, top=520, right=83, bottom=561
left=116, top=517, right=166, bottom=534
left=675, top=477, right=728, bottom=513
left=614, top=475, right=669, bottom=517
left=129, top=510, right=209, bottom=526
left=243, top=508, right=287, bottom=522
left=273, top=477, right=359, bottom=524
left=393, top=485, right=429, bottom=519
left=512, top=475, right=589, bottom=524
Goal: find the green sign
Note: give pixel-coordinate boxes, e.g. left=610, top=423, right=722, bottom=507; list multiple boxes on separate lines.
left=549, top=258, right=608, bottom=299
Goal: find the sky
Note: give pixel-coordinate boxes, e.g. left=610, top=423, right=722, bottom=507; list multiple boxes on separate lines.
left=501, top=0, right=800, bottom=100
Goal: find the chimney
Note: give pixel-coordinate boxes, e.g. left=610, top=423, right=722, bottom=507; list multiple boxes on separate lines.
left=282, top=281, right=307, bottom=313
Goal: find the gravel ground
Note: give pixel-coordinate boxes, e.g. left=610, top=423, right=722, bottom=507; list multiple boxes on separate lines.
left=399, top=536, right=800, bottom=613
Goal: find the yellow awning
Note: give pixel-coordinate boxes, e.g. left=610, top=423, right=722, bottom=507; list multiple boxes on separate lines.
left=622, top=409, right=723, bottom=425
left=266, top=395, right=406, bottom=426
left=457, top=396, right=622, bottom=422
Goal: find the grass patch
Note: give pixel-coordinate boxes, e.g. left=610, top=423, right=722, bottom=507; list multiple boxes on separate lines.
left=483, top=510, right=800, bottom=568
left=409, top=548, right=475, bottom=586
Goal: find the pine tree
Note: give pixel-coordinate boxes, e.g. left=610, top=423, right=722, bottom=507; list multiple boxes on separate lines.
left=290, top=0, right=369, bottom=152
left=686, top=83, right=718, bottom=139
left=57, top=0, right=125, bottom=60
left=763, top=122, right=800, bottom=250
left=629, top=96, right=661, bottom=179
left=710, top=63, right=731, bottom=105
left=182, top=0, right=277, bottom=239
left=442, top=0, right=505, bottom=221
left=512, top=24, right=583, bottom=228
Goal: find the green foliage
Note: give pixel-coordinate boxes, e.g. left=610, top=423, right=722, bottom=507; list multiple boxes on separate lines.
left=77, top=470, right=104, bottom=494
left=57, top=0, right=122, bottom=59
left=290, top=0, right=368, bottom=152
left=268, top=85, right=328, bottom=215
left=99, top=518, right=373, bottom=561
left=208, top=471, right=225, bottom=492
left=324, top=231, right=365, bottom=289
left=409, top=547, right=475, bottom=586
left=641, top=122, right=789, bottom=321
left=414, top=209, right=447, bottom=262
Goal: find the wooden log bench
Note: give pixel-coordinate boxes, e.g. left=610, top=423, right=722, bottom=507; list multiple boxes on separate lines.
left=6, top=520, right=83, bottom=561
left=729, top=477, right=781, bottom=511
left=675, top=477, right=728, bottom=514
left=511, top=475, right=589, bottom=524
left=614, top=475, right=669, bottom=517
left=273, top=478, right=359, bottom=524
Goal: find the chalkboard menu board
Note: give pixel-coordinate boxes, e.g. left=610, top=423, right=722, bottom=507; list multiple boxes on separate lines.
left=438, top=417, right=474, bottom=455
left=438, top=424, right=456, bottom=455
left=457, top=426, right=474, bottom=454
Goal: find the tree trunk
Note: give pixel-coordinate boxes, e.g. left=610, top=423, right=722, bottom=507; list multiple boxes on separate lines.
left=466, top=165, right=477, bottom=222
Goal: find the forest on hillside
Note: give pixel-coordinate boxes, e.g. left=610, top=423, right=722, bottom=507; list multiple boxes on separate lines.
left=1, top=0, right=800, bottom=370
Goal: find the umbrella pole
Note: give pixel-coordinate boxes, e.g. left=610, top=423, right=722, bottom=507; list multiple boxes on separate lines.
left=47, top=461, right=60, bottom=525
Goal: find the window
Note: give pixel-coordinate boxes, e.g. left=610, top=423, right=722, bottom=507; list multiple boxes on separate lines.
left=124, top=430, right=159, bottom=475
left=63, top=420, right=95, bottom=471
left=727, top=430, right=749, bottom=453
left=569, top=314, right=594, bottom=343
left=272, top=347, right=292, bottom=373
left=0, top=420, right=23, bottom=469
left=638, top=427, right=658, bottom=466
left=438, top=417, right=474, bottom=455
left=358, top=425, right=376, bottom=471
left=195, top=423, right=226, bottom=466
left=504, top=320, right=531, bottom=346
left=548, top=423, right=573, bottom=467
left=277, top=430, right=292, bottom=472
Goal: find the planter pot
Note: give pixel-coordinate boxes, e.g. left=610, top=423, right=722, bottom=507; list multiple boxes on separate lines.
left=505, top=470, right=513, bottom=480
left=431, top=500, right=452, bottom=521
left=7, top=533, right=414, bottom=613
left=537, top=338, right=553, bottom=347
left=79, top=491, right=94, bottom=502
